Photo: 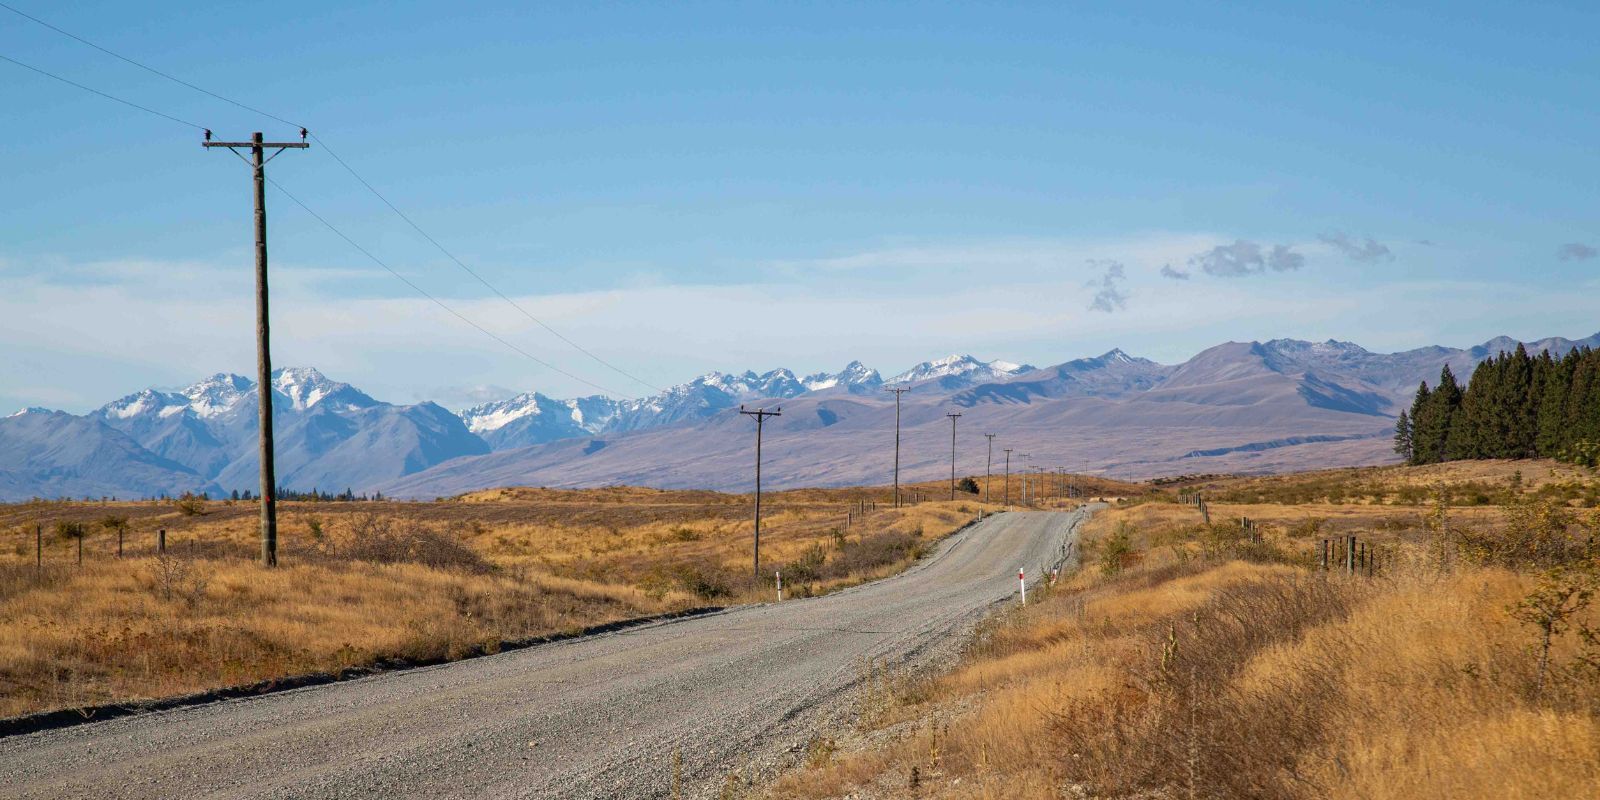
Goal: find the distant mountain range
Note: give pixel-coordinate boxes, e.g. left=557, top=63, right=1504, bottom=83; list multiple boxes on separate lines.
left=2, top=333, right=1596, bottom=500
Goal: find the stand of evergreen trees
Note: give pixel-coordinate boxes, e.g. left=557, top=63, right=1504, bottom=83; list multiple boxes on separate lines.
left=1394, top=344, right=1600, bottom=467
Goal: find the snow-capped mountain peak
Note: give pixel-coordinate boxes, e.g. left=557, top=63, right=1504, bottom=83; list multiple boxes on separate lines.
left=888, top=354, right=1033, bottom=386
left=101, top=388, right=180, bottom=420
left=181, top=373, right=253, bottom=417
left=803, top=360, right=884, bottom=391
left=460, top=392, right=550, bottom=434
left=271, top=367, right=376, bottom=413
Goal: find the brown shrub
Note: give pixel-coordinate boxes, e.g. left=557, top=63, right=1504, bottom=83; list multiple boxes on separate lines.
left=331, top=514, right=489, bottom=573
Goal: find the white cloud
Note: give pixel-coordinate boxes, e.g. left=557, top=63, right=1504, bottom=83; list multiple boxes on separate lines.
left=1187, top=239, right=1305, bottom=276
left=4, top=237, right=1597, bottom=413
left=1319, top=231, right=1393, bottom=262
left=1086, top=260, right=1128, bottom=313
left=1558, top=242, right=1596, bottom=261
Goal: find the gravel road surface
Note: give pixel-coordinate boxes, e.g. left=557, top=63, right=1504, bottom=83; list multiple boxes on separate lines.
left=0, top=508, right=1093, bottom=799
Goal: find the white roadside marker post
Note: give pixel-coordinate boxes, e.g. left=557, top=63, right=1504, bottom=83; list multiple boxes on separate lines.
left=1019, top=567, right=1026, bottom=606
left=776, top=570, right=783, bottom=602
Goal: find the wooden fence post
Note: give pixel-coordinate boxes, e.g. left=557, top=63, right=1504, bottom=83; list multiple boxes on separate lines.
left=35, top=524, right=42, bottom=571
left=1320, top=539, right=1329, bottom=571
left=1346, top=535, right=1356, bottom=575
left=158, top=528, right=166, bottom=554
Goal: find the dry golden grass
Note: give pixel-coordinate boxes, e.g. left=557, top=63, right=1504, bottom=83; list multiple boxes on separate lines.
left=768, top=463, right=1600, bottom=800
left=0, top=482, right=994, bottom=719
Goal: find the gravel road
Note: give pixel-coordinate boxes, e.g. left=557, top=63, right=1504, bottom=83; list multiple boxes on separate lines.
left=0, top=507, right=1093, bottom=799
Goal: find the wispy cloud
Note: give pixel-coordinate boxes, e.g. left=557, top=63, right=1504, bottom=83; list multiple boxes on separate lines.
left=1187, top=239, right=1304, bottom=277
left=1319, top=231, right=1393, bottom=262
left=1558, top=242, right=1597, bottom=261
left=425, top=384, right=520, bottom=409
left=1087, top=260, right=1128, bottom=312
left=1159, top=264, right=1190, bottom=280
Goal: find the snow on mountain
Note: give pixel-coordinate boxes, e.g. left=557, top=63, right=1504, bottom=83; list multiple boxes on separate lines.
left=887, top=354, right=1034, bottom=390
left=459, top=392, right=618, bottom=450
left=802, top=361, right=884, bottom=393
left=952, top=349, right=1170, bottom=405
left=888, top=354, right=1033, bottom=385
left=271, top=367, right=377, bottom=413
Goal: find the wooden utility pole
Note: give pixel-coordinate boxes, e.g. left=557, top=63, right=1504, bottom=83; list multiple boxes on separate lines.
left=983, top=433, right=996, bottom=503
left=945, top=412, right=962, bottom=500
left=204, top=131, right=308, bottom=567
left=885, top=387, right=908, bottom=507
left=740, top=406, right=781, bottom=581
left=1003, top=448, right=1012, bottom=506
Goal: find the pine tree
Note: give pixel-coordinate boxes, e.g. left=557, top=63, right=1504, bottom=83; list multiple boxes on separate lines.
left=1569, top=349, right=1600, bottom=461
left=1393, top=409, right=1413, bottom=461
left=1409, top=381, right=1438, bottom=464
left=1449, top=358, right=1492, bottom=459
left=1536, top=350, right=1576, bottom=456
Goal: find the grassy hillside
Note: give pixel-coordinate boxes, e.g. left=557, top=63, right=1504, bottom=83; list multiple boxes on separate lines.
left=769, top=459, right=1600, bottom=799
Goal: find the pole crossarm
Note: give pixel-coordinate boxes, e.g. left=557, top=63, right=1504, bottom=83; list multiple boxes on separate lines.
left=203, top=141, right=309, bottom=149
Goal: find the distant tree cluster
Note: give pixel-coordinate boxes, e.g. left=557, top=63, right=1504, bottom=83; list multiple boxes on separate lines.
left=1395, top=344, right=1600, bottom=467
left=275, top=487, right=382, bottom=502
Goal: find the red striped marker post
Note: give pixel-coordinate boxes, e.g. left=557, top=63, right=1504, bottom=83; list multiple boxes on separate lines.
left=776, top=570, right=783, bottom=602
left=1019, top=567, right=1026, bottom=606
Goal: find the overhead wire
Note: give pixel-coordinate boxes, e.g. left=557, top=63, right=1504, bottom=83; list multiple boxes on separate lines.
left=265, top=177, right=625, bottom=397
left=0, top=52, right=207, bottom=131
left=0, top=39, right=624, bottom=396
left=0, top=1, right=664, bottom=394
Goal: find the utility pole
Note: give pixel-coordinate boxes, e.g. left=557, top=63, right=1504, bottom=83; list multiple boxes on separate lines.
left=1003, top=448, right=1013, bottom=506
left=983, top=433, right=996, bottom=503
left=739, top=405, right=781, bottom=581
left=204, top=130, right=308, bottom=568
left=1019, top=454, right=1031, bottom=506
left=885, top=387, right=908, bottom=507
left=946, top=412, right=962, bottom=500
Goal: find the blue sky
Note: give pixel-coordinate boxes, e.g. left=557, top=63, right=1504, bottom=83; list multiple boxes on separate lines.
left=2, top=1, right=1597, bottom=412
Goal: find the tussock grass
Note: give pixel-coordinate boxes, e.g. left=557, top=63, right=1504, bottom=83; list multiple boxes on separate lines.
left=0, top=485, right=991, bottom=719
left=770, top=463, right=1600, bottom=800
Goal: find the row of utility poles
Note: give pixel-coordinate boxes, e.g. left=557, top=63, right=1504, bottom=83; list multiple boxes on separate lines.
left=207, top=129, right=1103, bottom=578
left=738, top=388, right=1094, bottom=580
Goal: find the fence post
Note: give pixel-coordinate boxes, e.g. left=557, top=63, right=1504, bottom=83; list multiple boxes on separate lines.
left=77, top=534, right=83, bottom=566
left=118, top=528, right=124, bottom=558
left=1346, top=535, right=1356, bottom=575
left=158, top=528, right=166, bottom=554
left=1320, top=539, right=1328, bottom=571
left=36, top=524, right=42, bottom=571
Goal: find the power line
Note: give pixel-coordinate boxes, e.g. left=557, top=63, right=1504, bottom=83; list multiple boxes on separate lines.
left=265, top=176, right=626, bottom=397
left=5, top=58, right=626, bottom=398
left=1, top=46, right=626, bottom=396
left=0, top=2, right=298, bottom=131
left=1, top=1, right=663, bottom=394
left=307, top=138, right=664, bottom=393
left=0, top=52, right=206, bottom=130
